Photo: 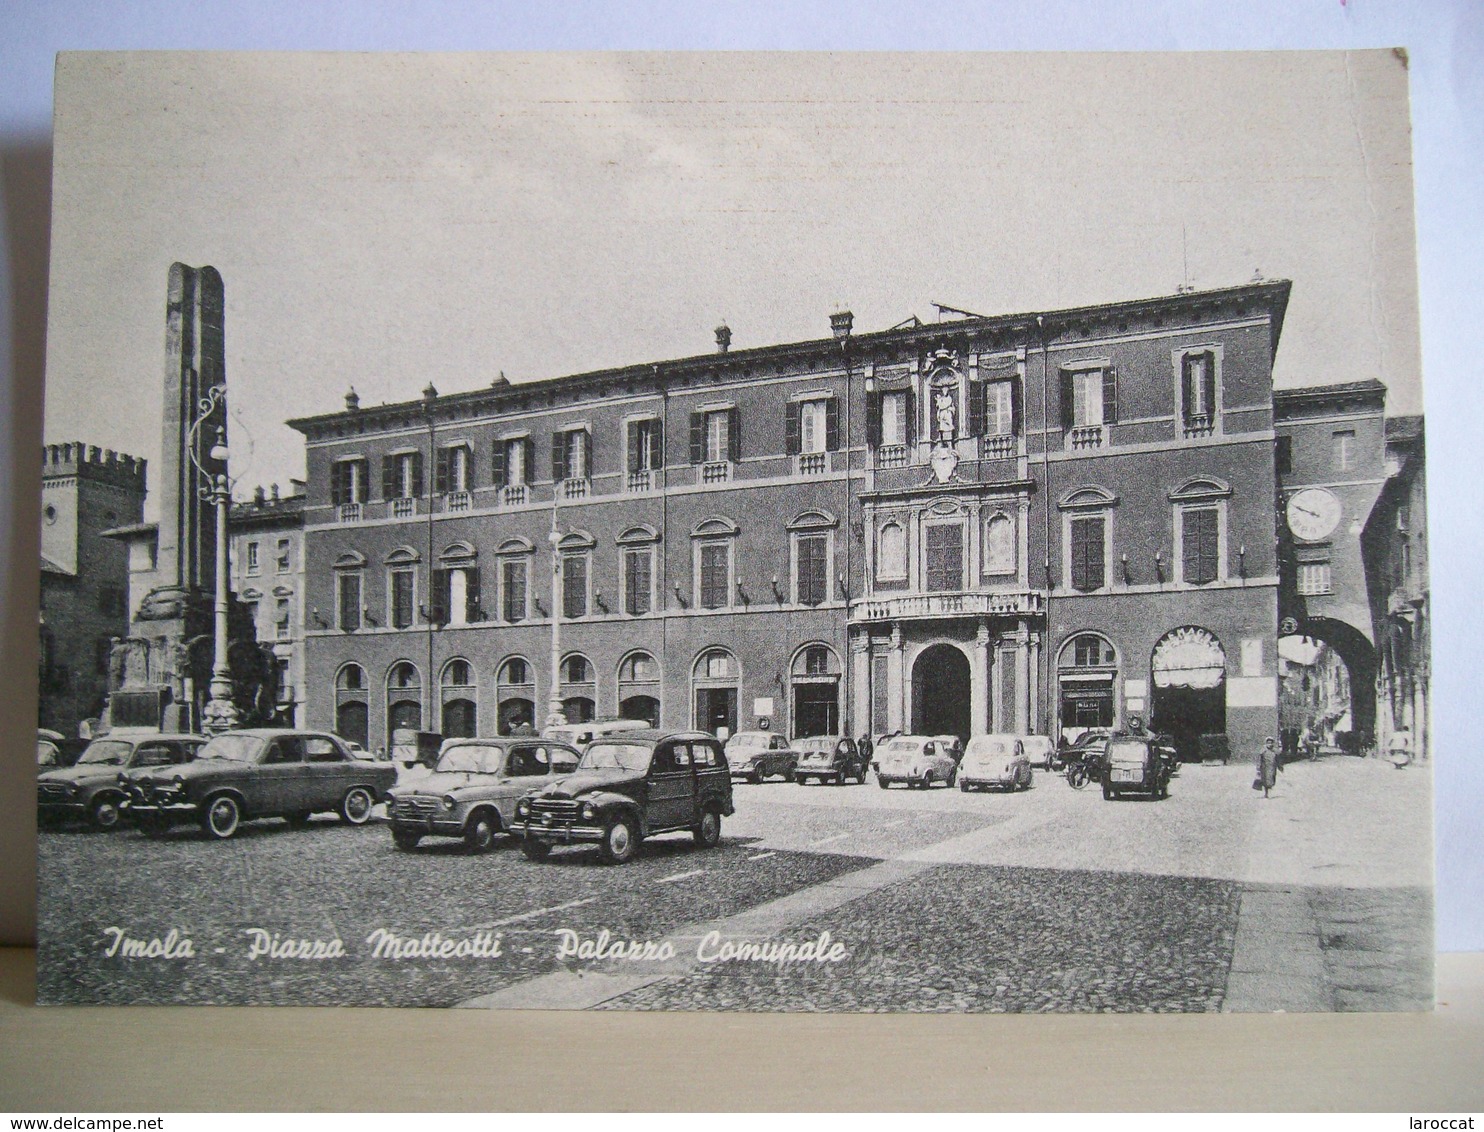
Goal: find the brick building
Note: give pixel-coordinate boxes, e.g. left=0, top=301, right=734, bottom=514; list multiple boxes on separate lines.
left=38, top=443, right=148, bottom=738
left=288, top=280, right=1306, bottom=761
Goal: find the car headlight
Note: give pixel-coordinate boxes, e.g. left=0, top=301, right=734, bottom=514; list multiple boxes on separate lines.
left=66, top=782, right=79, bottom=796
left=117, top=773, right=128, bottom=788
left=441, top=794, right=457, bottom=811
left=516, top=799, right=530, bottom=817
left=172, top=775, right=185, bottom=791
left=580, top=803, right=596, bottom=821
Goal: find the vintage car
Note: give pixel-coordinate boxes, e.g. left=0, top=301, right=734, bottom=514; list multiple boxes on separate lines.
left=1052, top=727, right=1112, bottom=773
left=123, top=728, right=397, bottom=839
left=387, top=736, right=581, bottom=852
left=1019, top=734, right=1057, bottom=771
left=958, top=734, right=1032, bottom=792
left=1101, top=734, right=1178, bottom=800
left=724, top=730, right=798, bottom=783
left=36, top=728, right=68, bottom=769
left=510, top=729, right=734, bottom=864
left=542, top=718, right=649, bottom=751
left=875, top=735, right=959, bottom=789
left=38, top=731, right=206, bottom=829
left=792, top=735, right=867, bottom=785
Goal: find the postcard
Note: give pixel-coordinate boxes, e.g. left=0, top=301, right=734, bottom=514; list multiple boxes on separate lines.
left=34, top=51, right=1431, bottom=1010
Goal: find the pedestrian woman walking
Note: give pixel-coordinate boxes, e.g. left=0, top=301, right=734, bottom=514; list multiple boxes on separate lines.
left=1255, top=736, right=1281, bottom=798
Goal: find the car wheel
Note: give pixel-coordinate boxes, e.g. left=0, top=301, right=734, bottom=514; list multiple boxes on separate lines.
left=960, top=780, right=971, bottom=793
left=464, top=811, right=498, bottom=853
left=201, top=794, right=241, bottom=840
left=693, top=807, right=722, bottom=848
left=393, top=829, right=422, bottom=851
left=1102, top=781, right=1114, bottom=801
left=877, top=777, right=890, bottom=790
left=88, top=794, right=122, bottom=831
left=747, top=770, right=761, bottom=785
left=1067, top=765, right=1088, bottom=790
left=922, top=771, right=934, bottom=790
left=521, top=838, right=552, bottom=862
left=946, top=769, right=957, bottom=789
left=599, top=816, right=638, bottom=865
left=339, top=786, right=375, bottom=826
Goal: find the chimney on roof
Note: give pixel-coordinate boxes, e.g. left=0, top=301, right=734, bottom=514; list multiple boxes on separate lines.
left=715, top=324, right=731, bottom=354
left=271, top=483, right=280, bottom=501
left=830, top=310, right=854, bottom=341
left=253, top=485, right=266, bottom=505
left=492, top=370, right=509, bottom=388
left=345, top=387, right=360, bottom=412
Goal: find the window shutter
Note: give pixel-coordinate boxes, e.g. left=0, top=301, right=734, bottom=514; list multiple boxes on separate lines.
left=1010, top=377, right=1024, bottom=436
left=1182, top=356, right=1196, bottom=422
left=409, top=452, right=423, bottom=498
left=967, top=380, right=986, bottom=437
left=904, top=389, right=917, bottom=445
left=1202, top=352, right=1217, bottom=420
left=381, top=456, right=396, bottom=501
left=464, top=567, right=481, bottom=621
left=583, top=428, right=595, bottom=478
left=689, top=412, right=704, bottom=464
left=431, top=568, right=450, bottom=626
left=825, top=397, right=839, bottom=451
left=727, top=407, right=741, bottom=462
left=866, top=392, right=882, bottom=447
left=627, top=421, right=641, bottom=474
left=551, top=430, right=567, bottom=482
left=649, top=418, right=664, bottom=470
left=491, top=439, right=507, bottom=488
left=1102, top=367, right=1118, bottom=425
left=1060, top=372, right=1074, bottom=430
left=435, top=447, right=450, bottom=495
left=522, top=438, right=535, bottom=482
left=331, top=462, right=346, bottom=507
left=785, top=402, right=801, bottom=455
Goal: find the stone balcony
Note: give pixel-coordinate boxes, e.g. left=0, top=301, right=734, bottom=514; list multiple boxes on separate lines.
left=850, top=588, right=1045, bottom=623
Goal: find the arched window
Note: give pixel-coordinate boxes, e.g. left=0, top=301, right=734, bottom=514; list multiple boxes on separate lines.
left=498, top=656, right=531, bottom=687
left=619, top=651, right=658, bottom=683
left=1064, top=634, right=1116, bottom=669
left=877, top=521, right=907, bottom=581
left=388, top=661, right=420, bottom=690
left=696, top=648, right=735, bottom=681
left=561, top=654, right=593, bottom=685
left=442, top=659, right=473, bottom=688
left=336, top=663, right=366, bottom=691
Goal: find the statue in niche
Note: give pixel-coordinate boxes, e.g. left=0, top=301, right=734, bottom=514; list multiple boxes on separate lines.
left=934, top=385, right=958, bottom=442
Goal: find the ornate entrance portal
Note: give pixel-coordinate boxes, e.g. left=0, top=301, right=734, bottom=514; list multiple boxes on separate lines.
left=1151, top=626, right=1227, bottom=762
left=911, top=643, right=971, bottom=743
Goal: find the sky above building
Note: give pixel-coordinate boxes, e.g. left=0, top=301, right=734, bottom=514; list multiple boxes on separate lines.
left=42, top=51, right=1421, bottom=512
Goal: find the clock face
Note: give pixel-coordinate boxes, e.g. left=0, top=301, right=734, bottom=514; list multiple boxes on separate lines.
left=1286, top=488, right=1342, bottom=542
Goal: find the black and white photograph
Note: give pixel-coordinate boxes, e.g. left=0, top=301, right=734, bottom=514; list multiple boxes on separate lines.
left=32, top=50, right=1432, bottom=1012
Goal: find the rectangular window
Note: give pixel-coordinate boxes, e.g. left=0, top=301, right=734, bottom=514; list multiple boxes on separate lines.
left=1183, top=352, right=1215, bottom=419
left=881, top=392, right=906, bottom=446
left=275, top=538, right=291, bottom=573
left=1070, top=516, right=1106, bottom=591
left=337, top=572, right=362, bottom=631
left=924, top=524, right=964, bottom=593
left=246, top=542, right=260, bottom=574
left=699, top=543, right=729, bottom=609
left=985, top=381, right=1014, bottom=436
left=390, top=569, right=415, bottom=629
left=1072, top=371, right=1103, bottom=427
left=502, top=560, right=527, bottom=623
left=1333, top=430, right=1355, bottom=472
left=384, top=451, right=423, bottom=500
left=800, top=401, right=827, bottom=454
left=563, top=554, right=588, bottom=618
left=331, top=458, right=368, bottom=506
left=706, top=412, right=729, bottom=464
left=796, top=534, right=828, bottom=606
left=565, top=430, right=588, bottom=480
left=1181, top=508, right=1220, bottom=585
left=627, top=418, right=662, bottom=477
left=504, top=438, right=527, bottom=486
left=275, top=597, right=291, bottom=640
left=1298, top=562, right=1333, bottom=596
left=624, top=548, right=652, bottom=615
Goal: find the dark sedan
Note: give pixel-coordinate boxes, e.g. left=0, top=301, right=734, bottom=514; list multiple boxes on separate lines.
left=123, top=729, right=397, bottom=839
left=38, top=731, right=205, bottom=830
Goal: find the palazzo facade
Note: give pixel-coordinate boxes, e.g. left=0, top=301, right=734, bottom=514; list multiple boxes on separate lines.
left=288, top=281, right=1298, bottom=760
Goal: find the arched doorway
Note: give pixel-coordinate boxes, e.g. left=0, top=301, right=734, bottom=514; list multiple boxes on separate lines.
left=1151, top=627, right=1226, bottom=762
left=791, top=644, right=841, bottom=738
left=441, top=658, right=477, bottom=738
left=335, top=663, right=369, bottom=749
left=496, top=656, right=535, bottom=734
left=386, top=661, right=422, bottom=736
left=1279, top=616, right=1378, bottom=757
left=619, top=695, right=660, bottom=727
left=617, top=651, right=661, bottom=727
left=1057, top=633, right=1118, bottom=742
left=912, top=644, right=971, bottom=743
left=692, top=647, right=739, bottom=739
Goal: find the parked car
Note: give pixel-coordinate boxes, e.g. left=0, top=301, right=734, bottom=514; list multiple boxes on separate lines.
left=1019, top=734, right=1056, bottom=771
left=38, top=731, right=206, bottom=830
left=36, top=728, right=68, bottom=770
left=1101, top=735, right=1177, bottom=800
left=387, top=736, right=581, bottom=852
left=123, top=729, right=397, bottom=839
left=1053, top=727, right=1112, bottom=773
left=793, top=735, right=867, bottom=785
left=875, top=735, right=959, bottom=789
left=724, top=730, right=798, bottom=783
left=957, top=734, right=1032, bottom=792
left=510, top=730, right=734, bottom=864
left=542, top=718, right=649, bottom=751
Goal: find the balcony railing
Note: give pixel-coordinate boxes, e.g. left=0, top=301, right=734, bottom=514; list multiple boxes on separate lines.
left=561, top=478, right=590, bottom=500
left=981, top=434, right=1016, bottom=460
left=626, top=470, right=653, bottom=493
left=391, top=497, right=416, bottom=519
left=796, top=452, right=828, bottom=476
left=875, top=444, right=908, bottom=468
left=501, top=484, right=527, bottom=506
left=444, top=490, right=472, bottom=513
left=701, top=461, right=731, bottom=484
left=1182, top=415, right=1216, bottom=439
left=336, top=502, right=363, bottom=523
left=850, top=589, right=1044, bottom=622
left=1068, top=425, right=1105, bottom=451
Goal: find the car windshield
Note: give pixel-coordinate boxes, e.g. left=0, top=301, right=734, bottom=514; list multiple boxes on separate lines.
left=197, top=734, right=266, bottom=762
left=579, top=742, right=652, bottom=773
left=882, top=738, right=922, bottom=755
left=795, top=737, right=838, bottom=754
left=966, top=738, right=1012, bottom=758
left=435, top=744, right=503, bottom=774
left=726, top=733, right=770, bottom=751
left=76, top=740, right=133, bottom=766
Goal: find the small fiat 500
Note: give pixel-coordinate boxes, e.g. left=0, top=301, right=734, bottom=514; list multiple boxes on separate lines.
left=724, top=730, right=798, bottom=783
left=958, top=734, right=1032, bottom=792
left=387, top=736, right=581, bottom=852
left=874, top=735, right=959, bottom=789
left=1102, top=735, right=1177, bottom=800
left=793, top=735, right=867, bottom=785
left=38, top=731, right=205, bottom=830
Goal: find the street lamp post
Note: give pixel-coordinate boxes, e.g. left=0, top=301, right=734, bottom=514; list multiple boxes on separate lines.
left=545, top=520, right=567, bottom=730
left=188, top=384, right=239, bottom=735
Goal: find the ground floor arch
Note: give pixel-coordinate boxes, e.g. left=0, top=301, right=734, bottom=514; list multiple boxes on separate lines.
left=619, top=694, right=660, bottom=727
left=1150, top=626, right=1227, bottom=762
left=791, top=643, right=841, bottom=738
left=911, top=642, right=972, bottom=743
left=336, top=699, right=369, bottom=749
left=442, top=698, right=476, bottom=738
left=1279, top=616, right=1378, bottom=756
